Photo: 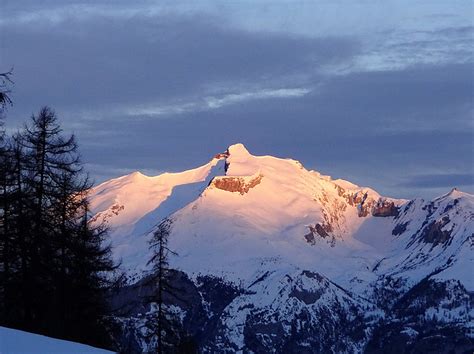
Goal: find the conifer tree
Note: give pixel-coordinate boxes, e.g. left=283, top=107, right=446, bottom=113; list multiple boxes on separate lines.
left=19, top=106, right=81, bottom=331
left=147, top=219, right=182, bottom=353
left=0, top=106, right=119, bottom=350
left=0, top=70, right=12, bottom=111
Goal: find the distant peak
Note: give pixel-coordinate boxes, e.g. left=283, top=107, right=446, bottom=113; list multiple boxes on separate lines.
left=227, top=143, right=251, bottom=157
left=435, top=187, right=472, bottom=202
left=447, top=187, right=470, bottom=198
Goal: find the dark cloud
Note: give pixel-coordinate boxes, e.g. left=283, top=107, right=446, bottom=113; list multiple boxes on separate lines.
left=318, top=63, right=473, bottom=128
left=1, top=14, right=357, bottom=116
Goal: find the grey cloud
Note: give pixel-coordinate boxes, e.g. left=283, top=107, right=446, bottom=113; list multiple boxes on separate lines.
left=399, top=173, right=474, bottom=189
left=315, top=63, right=473, bottom=132
left=422, top=25, right=474, bottom=37
left=354, top=24, right=474, bottom=72
left=1, top=14, right=358, bottom=122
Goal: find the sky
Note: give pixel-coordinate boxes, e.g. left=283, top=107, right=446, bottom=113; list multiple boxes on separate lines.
left=0, top=0, right=473, bottom=199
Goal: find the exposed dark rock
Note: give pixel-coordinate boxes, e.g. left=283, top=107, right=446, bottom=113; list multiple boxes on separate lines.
left=248, top=271, right=271, bottom=289
left=392, top=222, right=409, bottom=236
left=90, top=203, right=124, bottom=224
left=210, top=174, right=263, bottom=195
left=421, top=216, right=451, bottom=246
left=304, top=232, right=316, bottom=245
left=444, top=198, right=459, bottom=213
left=334, top=184, right=346, bottom=197
left=244, top=315, right=287, bottom=353
left=315, top=223, right=331, bottom=237
left=195, top=275, right=242, bottom=316
left=372, top=200, right=399, bottom=217
left=348, top=192, right=373, bottom=217
left=289, top=287, right=324, bottom=304
left=304, top=223, right=335, bottom=246
left=214, top=152, right=229, bottom=160
left=301, top=270, right=326, bottom=282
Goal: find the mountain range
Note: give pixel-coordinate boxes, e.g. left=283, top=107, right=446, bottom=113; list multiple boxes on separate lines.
left=89, top=144, right=473, bottom=353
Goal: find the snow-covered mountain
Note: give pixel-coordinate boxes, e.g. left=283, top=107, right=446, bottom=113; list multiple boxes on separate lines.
left=89, top=144, right=473, bottom=353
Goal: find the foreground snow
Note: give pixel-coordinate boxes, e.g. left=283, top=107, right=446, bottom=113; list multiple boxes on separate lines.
left=0, top=327, right=114, bottom=354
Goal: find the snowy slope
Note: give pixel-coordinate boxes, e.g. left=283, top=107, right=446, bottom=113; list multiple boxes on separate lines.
left=164, top=144, right=404, bottom=286
left=0, top=326, right=113, bottom=354
left=376, top=188, right=474, bottom=291
left=88, top=143, right=472, bottom=291
left=89, top=156, right=226, bottom=273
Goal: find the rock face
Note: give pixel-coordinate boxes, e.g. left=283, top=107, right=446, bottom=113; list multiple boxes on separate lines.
left=336, top=188, right=398, bottom=218
left=90, top=203, right=125, bottom=224
left=420, top=217, right=451, bottom=246
left=88, top=144, right=473, bottom=353
left=210, top=174, right=263, bottom=195
left=372, top=199, right=399, bottom=217
left=305, top=223, right=335, bottom=246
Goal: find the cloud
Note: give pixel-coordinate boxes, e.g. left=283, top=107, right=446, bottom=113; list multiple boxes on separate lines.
left=1, top=13, right=357, bottom=124
left=314, top=62, right=474, bottom=133
left=399, top=173, right=474, bottom=189
left=121, top=87, right=312, bottom=117
left=205, top=88, right=311, bottom=109
left=353, top=26, right=474, bottom=72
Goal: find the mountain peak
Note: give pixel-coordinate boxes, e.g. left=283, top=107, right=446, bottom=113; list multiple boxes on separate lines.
left=129, top=171, right=146, bottom=179
left=435, top=187, right=472, bottom=202
left=227, top=143, right=251, bottom=158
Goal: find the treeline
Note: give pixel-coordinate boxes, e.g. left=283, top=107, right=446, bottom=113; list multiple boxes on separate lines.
left=0, top=102, right=119, bottom=349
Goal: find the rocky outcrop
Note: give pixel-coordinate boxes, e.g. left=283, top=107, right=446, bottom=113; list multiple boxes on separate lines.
left=421, top=216, right=452, bottom=246
left=214, top=152, right=230, bottom=160
left=305, top=223, right=335, bottom=246
left=210, top=174, right=263, bottom=195
left=90, top=203, right=124, bottom=224
left=336, top=186, right=399, bottom=218
left=392, top=221, right=409, bottom=236
left=372, top=199, right=399, bottom=217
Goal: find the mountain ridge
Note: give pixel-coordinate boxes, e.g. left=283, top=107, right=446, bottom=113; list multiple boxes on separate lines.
left=88, top=143, right=473, bottom=353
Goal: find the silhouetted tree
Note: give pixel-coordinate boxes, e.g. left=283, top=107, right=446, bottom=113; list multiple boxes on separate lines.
left=147, top=219, right=184, bottom=353
left=0, top=106, right=119, bottom=350
left=18, top=106, right=82, bottom=331
left=0, top=70, right=13, bottom=113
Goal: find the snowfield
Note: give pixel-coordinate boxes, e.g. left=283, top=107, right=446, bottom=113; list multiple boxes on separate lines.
left=0, top=326, right=113, bottom=353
